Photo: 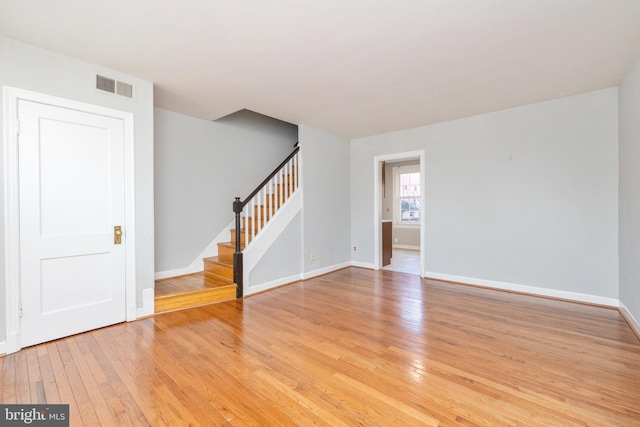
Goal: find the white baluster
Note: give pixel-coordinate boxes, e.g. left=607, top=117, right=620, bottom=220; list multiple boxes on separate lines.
left=257, top=191, right=262, bottom=234
left=290, top=157, right=294, bottom=193
left=289, top=159, right=293, bottom=194
left=271, top=177, right=275, bottom=217
left=294, top=154, right=298, bottom=190
left=278, top=169, right=283, bottom=208
left=286, top=161, right=290, bottom=202
left=269, top=177, right=278, bottom=215
left=243, top=206, right=248, bottom=249
left=283, top=166, right=287, bottom=203
left=251, top=199, right=256, bottom=240
left=262, top=189, right=266, bottom=223
left=267, top=186, right=271, bottom=220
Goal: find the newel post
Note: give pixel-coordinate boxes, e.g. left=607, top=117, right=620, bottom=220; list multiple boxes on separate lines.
left=233, top=197, right=244, bottom=298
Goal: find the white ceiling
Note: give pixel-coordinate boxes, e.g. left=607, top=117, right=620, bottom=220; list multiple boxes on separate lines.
left=2, top=0, right=640, bottom=139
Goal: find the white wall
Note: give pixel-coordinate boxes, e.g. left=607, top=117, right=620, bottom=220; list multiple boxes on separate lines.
left=619, top=52, right=640, bottom=330
left=351, top=89, right=619, bottom=302
left=299, top=125, right=351, bottom=276
left=0, top=35, right=155, bottom=341
left=154, top=109, right=297, bottom=273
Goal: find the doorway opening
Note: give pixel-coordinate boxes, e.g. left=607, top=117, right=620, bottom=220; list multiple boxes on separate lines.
left=373, top=151, right=425, bottom=276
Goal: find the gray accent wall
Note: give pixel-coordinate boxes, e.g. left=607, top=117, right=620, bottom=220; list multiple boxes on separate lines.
left=154, top=108, right=297, bottom=272
left=0, top=35, right=155, bottom=341
left=351, top=88, right=619, bottom=299
left=619, top=53, right=640, bottom=324
left=299, top=125, right=351, bottom=274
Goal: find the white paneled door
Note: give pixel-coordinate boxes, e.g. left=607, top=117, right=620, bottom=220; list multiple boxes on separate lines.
left=18, top=99, right=127, bottom=347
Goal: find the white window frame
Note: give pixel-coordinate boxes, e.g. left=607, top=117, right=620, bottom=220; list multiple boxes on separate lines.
left=393, top=164, right=421, bottom=227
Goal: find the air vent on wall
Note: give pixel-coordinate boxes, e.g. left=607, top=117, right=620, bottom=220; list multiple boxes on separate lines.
left=116, top=81, right=133, bottom=98
left=96, top=75, right=133, bottom=98
left=96, top=75, right=115, bottom=93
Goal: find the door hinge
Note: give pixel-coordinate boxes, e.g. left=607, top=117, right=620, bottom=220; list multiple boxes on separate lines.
left=18, top=300, right=23, bottom=318
left=16, top=119, right=20, bottom=135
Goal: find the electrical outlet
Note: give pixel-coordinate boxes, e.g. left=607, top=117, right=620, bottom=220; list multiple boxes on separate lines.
left=353, top=246, right=357, bottom=251
left=394, top=238, right=398, bottom=243
left=310, top=252, right=315, bottom=261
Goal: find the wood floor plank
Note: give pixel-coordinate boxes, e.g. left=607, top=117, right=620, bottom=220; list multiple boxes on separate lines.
left=0, top=354, right=4, bottom=402
left=251, top=368, right=350, bottom=427
left=56, top=339, right=101, bottom=426
left=25, top=346, right=45, bottom=403
left=138, top=319, right=296, bottom=426
left=90, top=326, right=160, bottom=426
left=13, top=348, right=30, bottom=403
left=68, top=334, right=136, bottom=426
left=2, top=267, right=640, bottom=426
left=36, top=345, right=61, bottom=404
left=47, top=341, right=82, bottom=420
left=0, top=354, right=16, bottom=404
left=121, top=321, right=234, bottom=426
left=81, top=333, right=150, bottom=426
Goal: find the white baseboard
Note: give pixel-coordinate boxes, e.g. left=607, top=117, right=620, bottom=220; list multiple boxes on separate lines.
left=246, top=261, right=361, bottom=296
left=351, top=261, right=375, bottom=270
left=154, top=220, right=234, bottom=280
left=154, top=265, right=202, bottom=280
left=619, top=302, right=640, bottom=338
left=136, top=288, right=155, bottom=318
left=5, top=332, right=18, bottom=355
left=0, top=340, right=5, bottom=356
left=246, top=261, right=358, bottom=296
left=246, top=273, right=303, bottom=296
left=424, top=272, right=619, bottom=307
left=302, top=262, right=352, bottom=280
left=127, top=304, right=137, bottom=321
left=392, top=245, right=419, bottom=251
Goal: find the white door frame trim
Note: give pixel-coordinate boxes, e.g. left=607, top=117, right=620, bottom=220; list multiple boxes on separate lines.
left=3, top=87, right=137, bottom=354
left=373, top=150, right=425, bottom=275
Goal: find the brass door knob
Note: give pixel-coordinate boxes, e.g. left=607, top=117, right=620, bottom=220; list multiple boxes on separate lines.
left=114, top=226, right=123, bottom=244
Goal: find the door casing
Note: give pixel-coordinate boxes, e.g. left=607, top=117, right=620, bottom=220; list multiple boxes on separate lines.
left=3, top=87, right=137, bottom=354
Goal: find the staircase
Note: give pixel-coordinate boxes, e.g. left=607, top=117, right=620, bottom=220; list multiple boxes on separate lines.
left=208, top=164, right=298, bottom=295
left=154, top=146, right=299, bottom=313
left=229, top=147, right=299, bottom=297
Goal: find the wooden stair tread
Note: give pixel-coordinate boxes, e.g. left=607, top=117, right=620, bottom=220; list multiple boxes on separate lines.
left=154, top=271, right=236, bottom=313
left=203, top=255, right=232, bottom=266
left=203, top=256, right=234, bottom=280
left=155, top=284, right=235, bottom=300
left=155, top=272, right=233, bottom=296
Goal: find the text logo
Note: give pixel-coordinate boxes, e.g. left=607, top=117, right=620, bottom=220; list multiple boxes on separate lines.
left=0, top=405, right=69, bottom=426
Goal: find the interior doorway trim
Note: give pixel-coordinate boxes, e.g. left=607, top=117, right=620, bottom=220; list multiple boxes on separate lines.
left=373, top=150, right=425, bottom=275
left=3, top=87, right=137, bottom=354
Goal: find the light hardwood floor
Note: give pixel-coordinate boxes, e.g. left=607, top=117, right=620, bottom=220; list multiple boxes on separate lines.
left=2, top=268, right=640, bottom=426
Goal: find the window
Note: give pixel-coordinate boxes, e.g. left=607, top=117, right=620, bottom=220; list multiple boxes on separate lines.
left=394, top=165, right=420, bottom=224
